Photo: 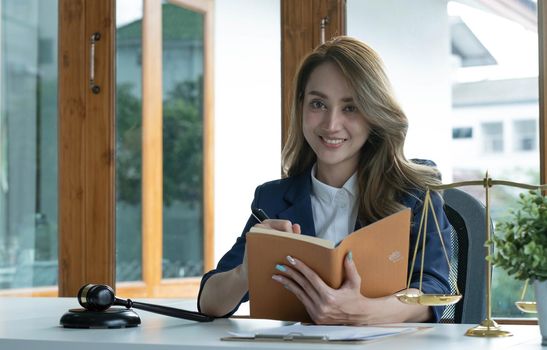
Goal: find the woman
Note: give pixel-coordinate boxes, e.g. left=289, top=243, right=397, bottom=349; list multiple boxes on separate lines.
left=198, top=36, right=452, bottom=324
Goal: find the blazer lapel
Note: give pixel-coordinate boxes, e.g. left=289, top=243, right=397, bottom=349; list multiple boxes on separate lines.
left=276, top=171, right=316, bottom=237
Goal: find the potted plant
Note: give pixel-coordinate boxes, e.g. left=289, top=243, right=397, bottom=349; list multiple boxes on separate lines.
left=490, top=190, right=547, bottom=344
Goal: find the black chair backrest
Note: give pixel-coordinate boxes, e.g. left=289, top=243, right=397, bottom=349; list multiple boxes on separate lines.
left=441, top=188, right=488, bottom=324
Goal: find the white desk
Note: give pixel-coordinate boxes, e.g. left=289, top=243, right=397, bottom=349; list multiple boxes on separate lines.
left=0, top=298, right=543, bottom=349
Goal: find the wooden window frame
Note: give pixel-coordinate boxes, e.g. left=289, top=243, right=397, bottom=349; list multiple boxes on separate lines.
left=58, top=0, right=116, bottom=297
left=1, top=0, right=117, bottom=298
left=118, top=0, right=214, bottom=298
left=281, top=0, right=346, bottom=147
left=0, top=0, right=213, bottom=298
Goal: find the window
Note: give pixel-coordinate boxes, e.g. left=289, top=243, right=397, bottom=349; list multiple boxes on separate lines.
left=161, top=3, right=205, bottom=279
left=452, top=127, right=473, bottom=139
left=347, top=0, right=540, bottom=320
left=115, top=0, right=213, bottom=297
left=116, top=0, right=144, bottom=283
left=0, top=0, right=58, bottom=292
left=482, top=122, right=504, bottom=153
left=514, top=119, right=537, bottom=151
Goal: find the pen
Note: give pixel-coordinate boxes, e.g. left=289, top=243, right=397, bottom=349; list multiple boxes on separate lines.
left=251, top=207, right=270, bottom=223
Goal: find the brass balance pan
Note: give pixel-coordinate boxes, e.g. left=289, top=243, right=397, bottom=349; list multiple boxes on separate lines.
left=395, top=292, right=462, bottom=306
left=514, top=301, right=537, bottom=313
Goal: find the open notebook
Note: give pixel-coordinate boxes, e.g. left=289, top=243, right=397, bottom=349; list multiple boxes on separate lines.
left=246, top=208, right=411, bottom=322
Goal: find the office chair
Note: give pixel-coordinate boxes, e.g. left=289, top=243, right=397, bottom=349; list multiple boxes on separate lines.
left=440, top=188, right=488, bottom=324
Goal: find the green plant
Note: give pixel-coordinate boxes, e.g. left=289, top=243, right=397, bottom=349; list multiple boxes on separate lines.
left=489, top=190, right=547, bottom=282
left=116, top=79, right=203, bottom=206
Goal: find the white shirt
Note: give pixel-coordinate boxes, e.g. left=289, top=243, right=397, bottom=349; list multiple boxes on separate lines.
left=310, top=164, right=359, bottom=244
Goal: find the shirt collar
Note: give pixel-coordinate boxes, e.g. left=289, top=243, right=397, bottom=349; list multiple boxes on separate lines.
left=310, top=163, right=358, bottom=202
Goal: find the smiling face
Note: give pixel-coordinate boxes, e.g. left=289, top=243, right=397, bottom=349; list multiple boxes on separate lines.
left=302, top=62, right=371, bottom=187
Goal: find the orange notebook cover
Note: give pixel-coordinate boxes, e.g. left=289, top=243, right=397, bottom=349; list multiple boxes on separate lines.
left=246, top=208, right=411, bottom=323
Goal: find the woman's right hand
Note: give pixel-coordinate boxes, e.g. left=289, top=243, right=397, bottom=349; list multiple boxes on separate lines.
left=238, top=219, right=301, bottom=285
left=199, top=219, right=302, bottom=317
left=254, top=219, right=302, bottom=234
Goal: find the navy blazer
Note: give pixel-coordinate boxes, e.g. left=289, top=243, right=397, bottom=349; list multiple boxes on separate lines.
left=198, top=168, right=452, bottom=322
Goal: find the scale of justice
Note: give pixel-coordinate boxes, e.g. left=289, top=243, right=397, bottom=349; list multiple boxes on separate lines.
left=394, top=172, right=545, bottom=337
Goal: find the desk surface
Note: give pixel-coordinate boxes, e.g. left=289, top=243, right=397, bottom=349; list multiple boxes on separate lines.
left=0, top=297, right=544, bottom=350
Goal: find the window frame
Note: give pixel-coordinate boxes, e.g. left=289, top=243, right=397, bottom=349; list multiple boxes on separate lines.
left=0, top=0, right=214, bottom=298
left=513, top=119, right=537, bottom=152
left=57, top=0, right=116, bottom=297
left=126, top=0, right=214, bottom=298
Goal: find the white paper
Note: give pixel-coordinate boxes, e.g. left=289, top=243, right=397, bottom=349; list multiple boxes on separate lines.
left=229, top=323, right=416, bottom=341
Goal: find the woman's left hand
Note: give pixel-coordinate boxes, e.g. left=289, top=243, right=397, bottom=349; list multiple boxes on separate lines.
left=272, top=252, right=368, bottom=325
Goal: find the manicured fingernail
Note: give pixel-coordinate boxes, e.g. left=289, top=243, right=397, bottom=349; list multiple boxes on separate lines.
left=287, top=255, right=296, bottom=265
left=272, top=275, right=283, bottom=282
left=347, top=251, right=353, bottom=262
left=275, top=264, right=287, bottom=272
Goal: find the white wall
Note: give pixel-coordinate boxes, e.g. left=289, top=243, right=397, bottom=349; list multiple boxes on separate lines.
left=347, top=0, right=453, bottom=180
left=214, top=0, right=281, bottom=263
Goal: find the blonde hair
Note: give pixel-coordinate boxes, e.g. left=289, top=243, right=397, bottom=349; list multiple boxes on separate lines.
left=282, top=36, right=440, bottom=224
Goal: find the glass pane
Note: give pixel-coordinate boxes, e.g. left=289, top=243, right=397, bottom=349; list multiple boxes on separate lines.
left=449, top=1, right=539, bottom=318
left=481, top=122, right=504, bottom=153
left=116, top=0, right=143, bottom=282
left=0, top=0, right=58, bottom=289
left=513, top=119, right=537, bottom=151
left=348, top=0, right=539, bottom=318
left=162, top=3, right=204, bottom=279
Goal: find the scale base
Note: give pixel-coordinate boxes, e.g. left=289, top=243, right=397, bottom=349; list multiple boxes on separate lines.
left=465, top=319, right=513, bottom=337
left=60, top=307, right=141, bottom=329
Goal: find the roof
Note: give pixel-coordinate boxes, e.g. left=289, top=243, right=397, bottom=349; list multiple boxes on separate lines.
left=452, top=77, right=538, bottom=106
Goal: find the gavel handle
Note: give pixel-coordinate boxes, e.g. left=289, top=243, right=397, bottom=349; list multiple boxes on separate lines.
left=114, top=298, right=214, bottom=322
